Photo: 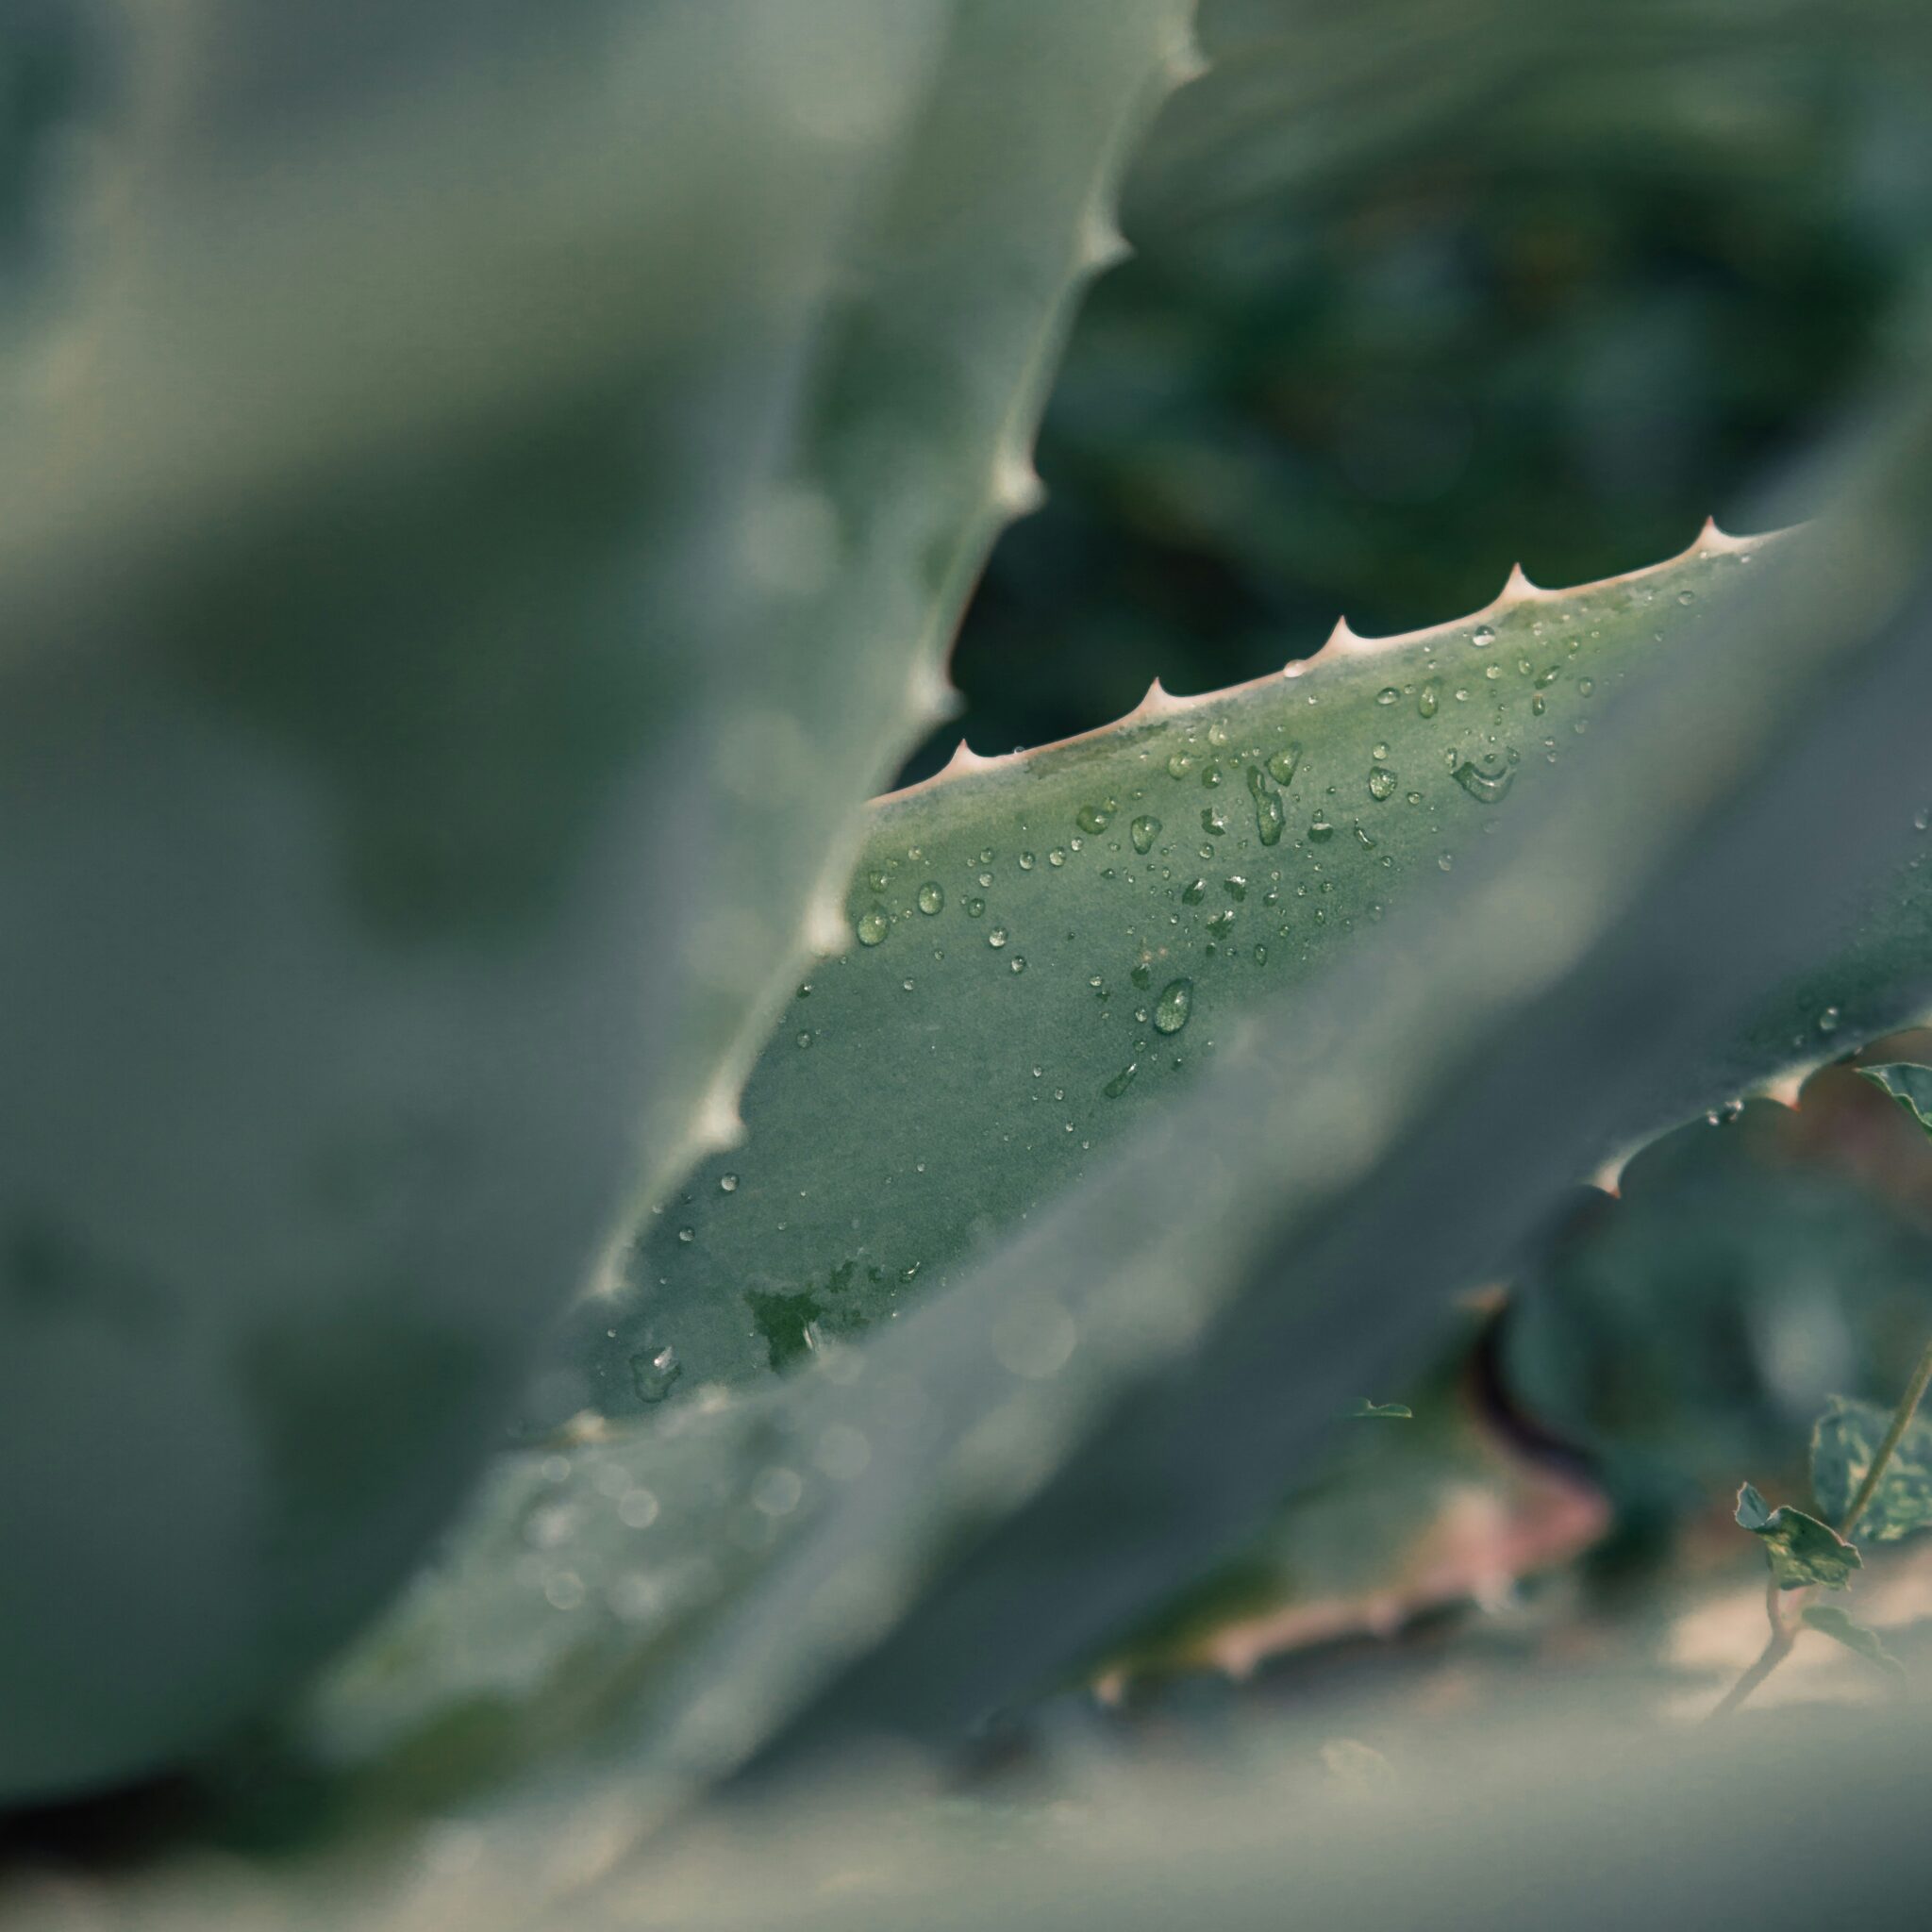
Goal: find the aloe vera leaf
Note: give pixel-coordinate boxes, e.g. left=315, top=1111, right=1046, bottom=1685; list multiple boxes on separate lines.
left=0, top=0, right=961, bottom=1804
left=302, top=437, right=1932, bottom=1815
left=728, top=403, right=1932, bottom=1764
left=552, top=521, right=1932, bottom=1424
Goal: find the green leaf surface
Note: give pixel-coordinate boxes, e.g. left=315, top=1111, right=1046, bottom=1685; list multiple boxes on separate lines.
left=545, top=525, right=1932, bottom=1429
left=1735, top=1483, right=1861, bottom=1591
left=1811, top=1395, right=1932, bottom=1541
left=1858, top=1062, right=1932, bottom=1134
left=1801, top=1603, right=1907, bottom=1681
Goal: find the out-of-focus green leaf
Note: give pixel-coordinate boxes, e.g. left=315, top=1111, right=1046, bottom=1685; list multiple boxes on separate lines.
left=0, top=0, right=979, bottom=1805
left=1801, top=1603, right=1906, bottom=1680
left=1810, top=1396, right=1932, bottom=1541
left=1858, top=1061, right=1932, bottom=1133
left=1735, top=1482, right=1860, bottom=1590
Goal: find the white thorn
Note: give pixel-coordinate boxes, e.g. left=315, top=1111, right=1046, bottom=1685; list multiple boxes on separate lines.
left=991, top=448, right=1045, bottom=519
left=1125, top=675, right=1188, bottom=722
left=1076, top=204, right=1132, bottom=275
left=1692, top=514, right=1757, bottom=555
left=1163, top=21, right=1210, bottom=86
left=1587, top=1152, right=1627, bottom=1197
left=941, top=738, right=997, bottom=777
left=1757, top=1071, right=1807, bottom=1109
left=1321, top=615, right=1367, bottom=656
left=691, top=1079, right=747, bottom=1156
left=1499, top=561, right=1541, bottom=601
left=907, top=655, right=961, bottom=725
left=803, top=894, right=849, bottom=957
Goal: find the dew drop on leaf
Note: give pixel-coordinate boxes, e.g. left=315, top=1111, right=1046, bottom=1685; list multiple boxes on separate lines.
left=917, top=881, right=945, bottom=915
left=1154, top=978, right=1193, bottom=1035
left=988, top=927, right=1008, bottom=948
left=1266, top=744, right=1302, bottom=785
left=1130, top=815, right=1160, bottom=854
left=1368, top=767, right=1396, bottom=800
left=857, top=908, right=890, bottom=945
left=1453, top=757, right=1515, bottom=803
left=1076, top=803, right=1111, bottom=833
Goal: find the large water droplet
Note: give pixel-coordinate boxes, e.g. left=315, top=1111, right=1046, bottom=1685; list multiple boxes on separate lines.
left=857, top=908, right=889, bottom=946
left=1130, top=815, right=1161, bottom=854
left=1103, top=1062, right=1140, bottom=1098
left=1201, top=806, right=1227, bottom=836
left=1181, top=877, right=1208, bottom=905
left=988, top=927, right=1008, bottom=948
left=1154, top=978, right=1192, bottom=1035
left=1267, top=744, right=1302, bottom=785
left=1368, top=767, right=1396, bottom=801
left=1076, top=803, right=1111, bottom=833
left=1246, top=766, right=1285, bottom=846
left=1308, top=815, right=1335, bottom=841
left=720, top=1173, right=740, bottom=1192
left=1167, top=751, right=1192, bottom=779
left=631, top=1345, right=683, bottom=1404
left=1452, top=757, right=1514, bottom=804
left=917, top=881, right=945, bottom=915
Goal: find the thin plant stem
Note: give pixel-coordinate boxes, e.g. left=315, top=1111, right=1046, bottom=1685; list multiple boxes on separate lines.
left=1839, top=1333, right=1932, bottom=1540
left=1707, top=1330, right=1932, bottom=1721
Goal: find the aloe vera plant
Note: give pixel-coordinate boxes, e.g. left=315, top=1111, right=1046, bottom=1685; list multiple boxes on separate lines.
left=16, top=2, right=1932, bottom=1925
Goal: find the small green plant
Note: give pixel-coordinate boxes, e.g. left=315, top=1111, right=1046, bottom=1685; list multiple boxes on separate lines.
left=1710, top=1063, right=1932, bottom=1717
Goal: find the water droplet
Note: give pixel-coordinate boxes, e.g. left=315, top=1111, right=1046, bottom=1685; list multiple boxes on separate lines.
left=1103, top=1062, right=1140, bottom=1098
left=796, top=1031, right=812, bottom=1048
left=966, top=896, right=986, bottom=917
left=917, top=881, right=945, bottom=915
left=1453, top=757, right=1514, bottom=804
left=1818, top=1006, right=1841, bottom=1035
left=857, top=908, right=889, bottom=946
left=1019, top=851, right=1035, bottom=871
left=1130, top=815, right=1161, bottom=854
left=1244, top=766, right=1285, bottom=846
left=1224, top=875, right=1247, bottom=901
left=1308, top=815, right=1335, bottom=841
left=1076, top=803, right=1111, bottom=833
left=866, top=867, right=890, bottom=893
left=1130, top=963, right=1152, bottom=990
left=1472, top=624, right=1495, bottom=646
left=1267, top=744, right=1302, bottom=785
left=988, top=927, right=1008, bottom=948
left=677, top=1225, right=694, bottom=1243
left=630, top=1345, right=683, bottom=1404
left=1181, top=877, right=1208, bottom=905
left=1677, top=590, right=1695, bottom=605
left=720, top=1174, right=740, bottom=1192
left=1208, top=721, right=1230, bottom=747
left=1375, top=687, right=1399, bottom=706
left=1049, top=848, right=1065, bottom=866
left=1009, top=956, right=1026, bottom=974
left=1201, top=806, right=1227, bottom=836
left=1167, top=751, right=1192, bottom=778
left=1418, top=681, right=1440, bottom=718
left=1154, top=978, right=1192, bottom=1035
left=1367, top=766, right=1396, bottom=801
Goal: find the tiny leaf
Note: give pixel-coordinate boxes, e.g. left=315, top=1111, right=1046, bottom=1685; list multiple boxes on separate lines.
left=1735, top=1483, right=1861, bottom=1589
left=1858, top=1061, right=1932, bottom=1133
left=1348, top=1399, right=1413, bottom=1419
left=1802, top=1604, right=1907, bottom=1681
left=1811, top=1394, right=1932, bottom=1542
